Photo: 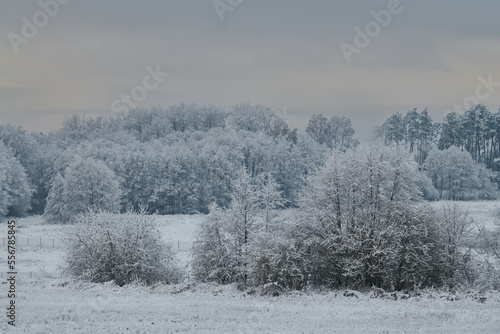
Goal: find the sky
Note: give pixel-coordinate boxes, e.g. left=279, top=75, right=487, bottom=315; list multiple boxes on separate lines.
left=1, top=0, right=500, bottom=141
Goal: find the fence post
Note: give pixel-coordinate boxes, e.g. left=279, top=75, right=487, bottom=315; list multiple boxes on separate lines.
left=53, top=238, right=55, bottom=248
left=178, top=240, right=180, bottom=250
left=27, top=237, right=29, bottom=246
left=40, top=237, right=42, bottom=247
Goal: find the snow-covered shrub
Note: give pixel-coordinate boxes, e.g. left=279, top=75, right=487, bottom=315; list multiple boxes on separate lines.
left=476, top=213, right=500, bottom=290
left=65, top=210, right=181, bottom=286
left=191, top=204, right=237, bottom=284
left=246, top=227, right=307, bottom=290
left=44, top=157, right=121, bottom=224
left=381, top=206, right=452, bottom=290
left=287, top=144, right=471, bottom=290
left=435, top=203, right=477, bottom=286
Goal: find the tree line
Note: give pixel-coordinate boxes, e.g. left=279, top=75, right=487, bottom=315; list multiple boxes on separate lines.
left=378, top=104, right=500, bottom=170
left=0, top=103, right=357, bottom=220
left=1, top=102, right=499, bottom=221
left=377, top=104, right=500, bottom=200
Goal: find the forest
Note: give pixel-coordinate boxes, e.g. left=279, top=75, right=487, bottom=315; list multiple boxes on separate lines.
left=1, top=103, right=500, bottom=291
left=3, top=103, right=332, bottom=219
left=1, top=103, right=499, bottom=221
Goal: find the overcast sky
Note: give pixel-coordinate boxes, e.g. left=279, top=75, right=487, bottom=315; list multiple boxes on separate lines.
left=2, top=0, right=500, bottom=140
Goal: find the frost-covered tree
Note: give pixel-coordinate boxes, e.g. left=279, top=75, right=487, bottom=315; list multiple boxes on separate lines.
left=246, top=225, right=306, bottom=291
left=277, top=144, right=457, bottom=290
left=377, top=108, right=438, bottom=165
left=44, top=157, right=121, bottom=223
left=0, top=142, right=34, bottom=218
left=424, top=146, right=497, bottom=200
left=191, top=204, right=236, bottom=283
left=416, top=172, right=440, bottom=201
left=306, top=114, right=358, bottom=150
left=305, top=114, right=330, bottom=146
left=259, top=173, right=287, bottom=232
left=221, top=169, right=260, bottom=284
left=301, top=144, right=421, bottom=234
left=227, top=103, right=279, bottom=133
left=0, top=103, right=331, bottom=215
left=192, top=169, right=286, bottom=286
left=42, top=173, right=69, bottom=223
left=0, top=124, right=42, bottom=213
left=438, top=112, right=463, bottom=150
left=377, top=112, right=406, bottom=145
left=436, top=105, right=500, bottom=171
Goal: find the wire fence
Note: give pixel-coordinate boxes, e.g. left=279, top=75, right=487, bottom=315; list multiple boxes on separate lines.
left=1, top=238, right=193, bottom=280
left=1, top=236, right=65, bottom=248
left=1, top=237, right=194, bottom=251
left=0, top=236, right=194, bottom=281
left=0, top=271, right=68, bottom=279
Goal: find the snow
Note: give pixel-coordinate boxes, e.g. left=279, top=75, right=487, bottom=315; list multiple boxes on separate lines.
left=3, top=280, right=500, bottom=333
left=1, top=203, right=500, bottom=333
left=154, top=214, right=202, bottom=250
left=428, top=200, right=500, bottom=231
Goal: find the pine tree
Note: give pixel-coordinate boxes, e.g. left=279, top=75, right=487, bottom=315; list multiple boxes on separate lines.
left=438, top=112, right=463, bottom=150
left=378, top=112, right=406, bottom=145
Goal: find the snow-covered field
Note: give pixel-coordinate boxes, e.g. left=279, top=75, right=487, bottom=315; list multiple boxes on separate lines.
left=1, top=201, right=500, bottom=333
left=428, top=200, right=500, bottom=231
left=4, top=280, right=500, bottom=333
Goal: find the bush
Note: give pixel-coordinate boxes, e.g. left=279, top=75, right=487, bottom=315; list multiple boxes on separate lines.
left=246, top=227, right=307, bottom=290
left=272, top=145, right=476, bottom=291
left=476, top=214, right=500, bottom=289
left=65, top=210, right=182, bottom=286
left=191, top=204, right=237, bottom=284
left=436, top=203, right=477, bottom=286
